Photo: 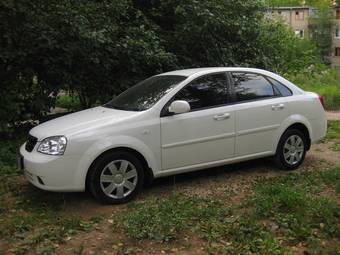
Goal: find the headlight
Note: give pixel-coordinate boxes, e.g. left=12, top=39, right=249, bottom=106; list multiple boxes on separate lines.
left=37, top=136, right=67, bottom=155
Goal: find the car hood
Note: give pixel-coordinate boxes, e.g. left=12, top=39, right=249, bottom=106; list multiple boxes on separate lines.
left=29, top=106, right=140, bottom=140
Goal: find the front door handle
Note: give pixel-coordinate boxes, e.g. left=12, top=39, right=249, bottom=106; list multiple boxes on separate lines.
left=213, top=113, right=230, bottom=121
left=271, top=104, right=285, bottom=111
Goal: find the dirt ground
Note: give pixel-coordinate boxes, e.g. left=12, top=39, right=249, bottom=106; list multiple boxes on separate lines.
left=44, top=137, right=339, bottom=255
left=326, top=111, right=340, bottom=120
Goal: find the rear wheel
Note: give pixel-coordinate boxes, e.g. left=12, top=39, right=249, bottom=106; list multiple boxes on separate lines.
left=275, top=129, right=307, bottom=170
left=88, top=151, right=144, bottom=204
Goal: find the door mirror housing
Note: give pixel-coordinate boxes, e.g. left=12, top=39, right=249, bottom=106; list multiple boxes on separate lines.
left=168, top=100, right=191, bottom=114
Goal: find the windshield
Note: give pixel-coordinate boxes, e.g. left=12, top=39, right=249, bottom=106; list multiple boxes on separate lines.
left=104, top=75, right=186, bottom=111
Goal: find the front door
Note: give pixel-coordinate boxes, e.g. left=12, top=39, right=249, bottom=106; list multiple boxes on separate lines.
left=160, top=72, right=235, bottom=170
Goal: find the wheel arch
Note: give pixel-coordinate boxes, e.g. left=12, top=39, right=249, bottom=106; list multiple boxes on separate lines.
left=85, top=146, right=154, bottom=191
left=280, top=122, right=311, bottom=151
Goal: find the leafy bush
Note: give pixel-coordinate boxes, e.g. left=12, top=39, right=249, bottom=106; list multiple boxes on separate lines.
left=55, top=94, right=81, bottom=111
left=0, top=0, right=324, bottom=128
left=287, top=65, right=340, bottom=110
left=256, top=19, right=321, bottom=74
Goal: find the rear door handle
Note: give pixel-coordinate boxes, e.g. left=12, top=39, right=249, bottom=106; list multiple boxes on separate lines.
left=271, top=104, right=284, bottom=111
left=213, top=113, right=230, bottom=121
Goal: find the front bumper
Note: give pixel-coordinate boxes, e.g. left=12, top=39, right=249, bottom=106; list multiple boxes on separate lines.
left=19, top=144, right=85, bottom=192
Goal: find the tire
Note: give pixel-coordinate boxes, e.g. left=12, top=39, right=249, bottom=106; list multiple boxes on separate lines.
left=88, top=150, right=144, bottom=204
left=274, top=129, right=307, bottom=170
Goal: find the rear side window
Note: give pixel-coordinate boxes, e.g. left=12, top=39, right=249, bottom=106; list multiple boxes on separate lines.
left=173, top=72, right=229, bottom=110
left=267, top=77, right=293, bottom=97
left=231, top=72, right=274, bottom=102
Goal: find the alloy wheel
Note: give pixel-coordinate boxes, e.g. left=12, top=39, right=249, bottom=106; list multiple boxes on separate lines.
left=99, top=159, right=138, bottom=199
left=283, top=135, right=304, bottom=165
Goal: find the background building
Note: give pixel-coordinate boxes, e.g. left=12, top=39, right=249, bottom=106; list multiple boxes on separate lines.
left=266, top=6, right=340, bottom=67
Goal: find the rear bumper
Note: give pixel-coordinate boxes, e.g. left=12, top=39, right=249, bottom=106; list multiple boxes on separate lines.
left=19, top=144, right=85, bottom=192
left=310, top=113, right=327, bottom=143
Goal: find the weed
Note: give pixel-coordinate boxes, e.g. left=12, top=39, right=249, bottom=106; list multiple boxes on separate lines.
left=331, top=141, right=340, bottom=152
left=288, top=67, right=340, bottom=110
left=120, top=193, right=198, bottom=241
left=248, top=169, right=340, bottom=243
left=319, top=166, right=340, bottom=192
left=325, top=120, right=340, bottom=140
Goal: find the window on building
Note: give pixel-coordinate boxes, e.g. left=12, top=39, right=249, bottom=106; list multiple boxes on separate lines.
left=336, top=10, right=340, bottom=19
left=295, top=30, right=304, bottom=38
left=336, top=29, right=340, bottom=38
left=295, top=11, right=304, bottom=20
left=335, top=47, right=340, bottom=57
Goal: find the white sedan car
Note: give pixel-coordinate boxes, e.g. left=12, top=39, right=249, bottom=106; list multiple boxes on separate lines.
left=19, top=67, right=327, bottom=203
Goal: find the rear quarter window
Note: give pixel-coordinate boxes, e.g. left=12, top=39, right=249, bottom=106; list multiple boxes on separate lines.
left=267, top=77, right=293, bottom=97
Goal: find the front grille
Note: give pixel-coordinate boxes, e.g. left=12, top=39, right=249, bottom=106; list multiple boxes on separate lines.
left=25, top=135, right=38, bottom=152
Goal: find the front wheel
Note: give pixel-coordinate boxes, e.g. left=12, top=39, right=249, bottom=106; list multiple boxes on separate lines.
left=88, top=151, right=144, bottom=204
left=275, top=129, right=307, bottom=170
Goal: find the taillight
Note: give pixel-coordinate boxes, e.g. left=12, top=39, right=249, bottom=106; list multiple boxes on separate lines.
left=318, top=95, right=325, bottom=109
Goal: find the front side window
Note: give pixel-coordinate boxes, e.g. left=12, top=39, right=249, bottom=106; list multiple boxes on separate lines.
left=173, top=73, right=229, bottom=111
left=105, top=75, right=186, bottom=111
left=231, top=72, right=275, bottom=102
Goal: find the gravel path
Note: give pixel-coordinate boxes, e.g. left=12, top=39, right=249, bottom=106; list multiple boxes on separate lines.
left=326, top=111, right=340, bottom=120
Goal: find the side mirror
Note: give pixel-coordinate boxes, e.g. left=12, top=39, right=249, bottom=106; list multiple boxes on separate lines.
left=168, top=100, right=191, bottom=114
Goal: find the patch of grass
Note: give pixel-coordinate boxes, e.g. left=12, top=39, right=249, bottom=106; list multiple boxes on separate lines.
left=55, top=94, right=81, bottom=111
left=120, top=167, right=340, bottom=254
left=120, top=194, right=229, bottom=242
left=0, top=205, right=101, bottom=254
left=326, top=120, right=340, bottom=140
left=224, top=218, right=285, bottom=255
left=248, top=168, right=340, bottom=244
left=120, top=193, right=287, bottom=254
left=319, top=166, right=340, bottom=192
left=331, top=141, right=340, bottom=152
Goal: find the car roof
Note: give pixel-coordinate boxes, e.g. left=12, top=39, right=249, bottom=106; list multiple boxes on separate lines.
left=158, top=67, right=273, bottom=77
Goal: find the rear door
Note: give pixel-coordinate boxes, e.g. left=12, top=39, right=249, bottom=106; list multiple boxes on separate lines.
left=160, top=72, right=235, bottom=170
left=229, top=72, right=291, bottom=156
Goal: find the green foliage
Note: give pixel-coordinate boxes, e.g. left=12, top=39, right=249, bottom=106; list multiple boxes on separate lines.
left=0, top=0, right=324, bottom=128
left=0, top=0, right=177, bottom=128
left=55, top=94, right=81, bottom=111
left=325, top=120, right=340, bottom=140
left=309, top=5, right=334, bottom=64
left=287, top=66, right=340, bottom=110
left=257, top=19, right=321, bottom=74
